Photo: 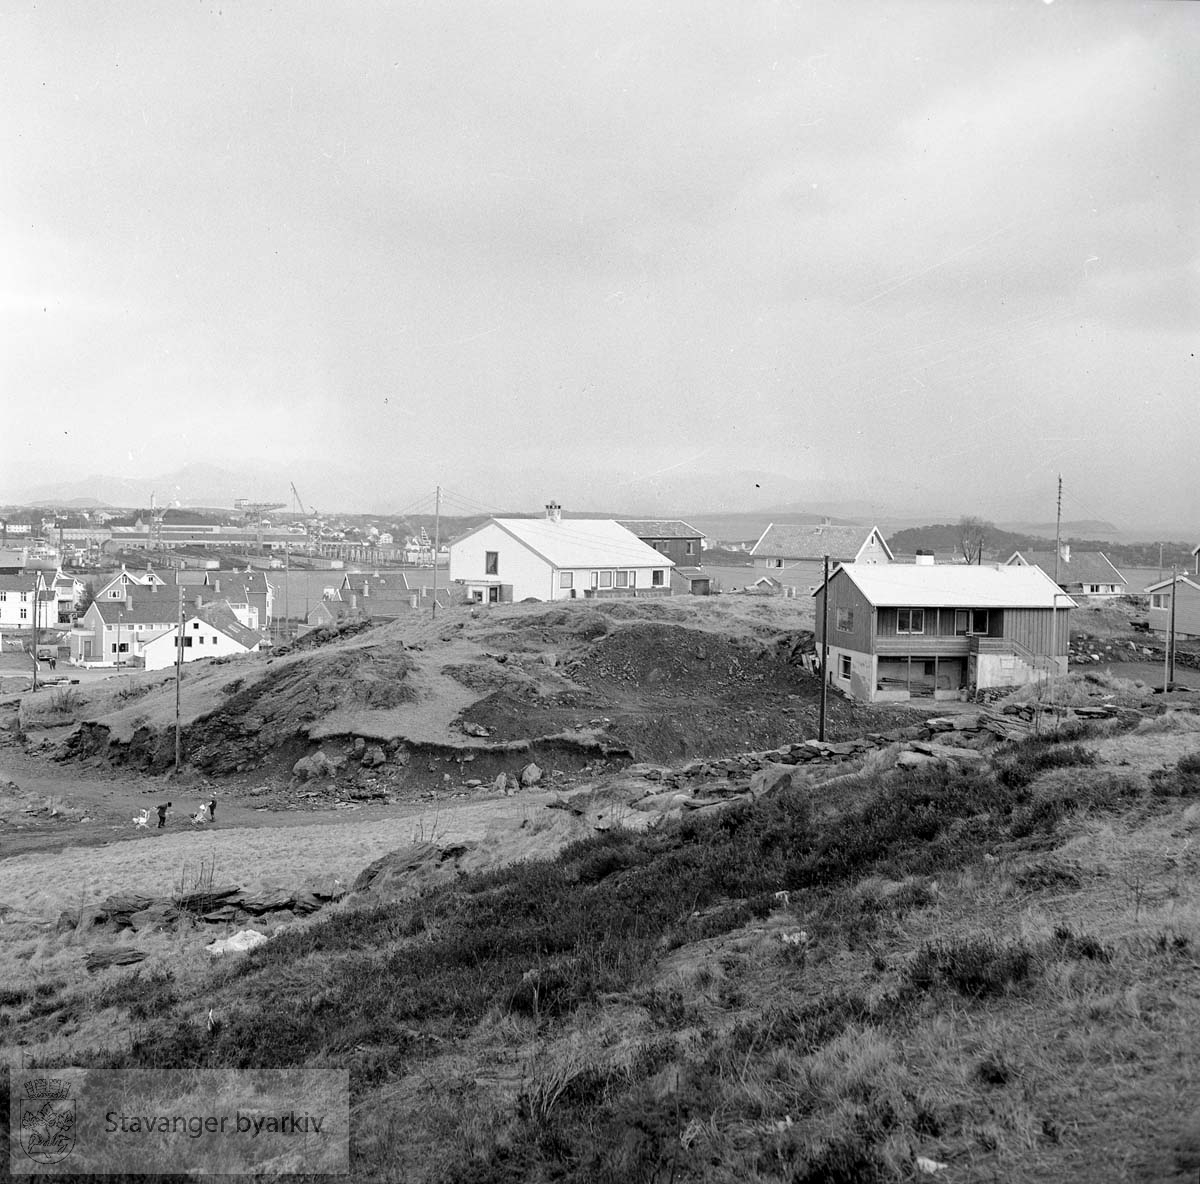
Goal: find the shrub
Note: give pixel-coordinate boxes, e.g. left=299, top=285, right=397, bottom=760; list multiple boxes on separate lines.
left=1150, top=752, right=1200, bottom=798
left=996, top=742, right=1096, bottom=790
left=908, top=935, right=1034, bottom=997
left=48, top=687, right=81, bottom=714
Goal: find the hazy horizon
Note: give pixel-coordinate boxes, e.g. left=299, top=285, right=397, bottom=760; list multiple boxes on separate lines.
left=4, top=3, right=1197, bottom=531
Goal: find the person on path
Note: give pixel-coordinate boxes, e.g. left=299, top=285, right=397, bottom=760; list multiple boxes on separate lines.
left=156, top=801, right=172, bottom=829
left=208, top=798, right=217, bottom=823
left=48, top=656, right=56, bottom=671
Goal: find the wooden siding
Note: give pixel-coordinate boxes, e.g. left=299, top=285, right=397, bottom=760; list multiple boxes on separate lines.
left=1148, top=583, right=1200, bottom=640
left=875, top=606, right=1001, bottom=639
left=874, top=636, right=971, bottom=657
left=814, top=569, right=873, bottom=654
left=1000, top=607, right=1071, bottom=657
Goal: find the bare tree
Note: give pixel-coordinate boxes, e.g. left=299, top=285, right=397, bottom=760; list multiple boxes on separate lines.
left=958, top=516, right=991, bottom=565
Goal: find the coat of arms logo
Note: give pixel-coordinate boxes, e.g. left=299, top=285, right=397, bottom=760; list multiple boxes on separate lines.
left=19, top=1077, right=76, bottom=1165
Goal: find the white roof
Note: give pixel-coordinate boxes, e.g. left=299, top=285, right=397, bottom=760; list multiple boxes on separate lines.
left=829, top=562, right=1076, bottom=609
left=466, top=518, right=674, bottom=570
left=1145, top=575, right=1200, bottom=594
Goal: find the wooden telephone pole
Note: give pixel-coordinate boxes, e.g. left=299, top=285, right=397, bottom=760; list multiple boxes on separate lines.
left=174, top=582, right=184, bottom=774
left=818, top=554, right=829, bottom=741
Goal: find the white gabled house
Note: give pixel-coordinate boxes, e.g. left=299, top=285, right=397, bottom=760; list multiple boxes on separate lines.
left=141, top=604, right=265, bottom=671
left=449, top=503, right=674, bottom=603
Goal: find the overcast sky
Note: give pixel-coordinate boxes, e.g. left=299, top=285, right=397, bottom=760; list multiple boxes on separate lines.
left=3, top=2, right=1197, bottom=528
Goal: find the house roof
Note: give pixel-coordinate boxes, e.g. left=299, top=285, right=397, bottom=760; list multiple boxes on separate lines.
left=91, top=599, right=183, bottom=626
left=1144, top=575, right=1200, bottom=595
left=204, top=570, right=271, bottom=594
left=751, top=523, right=893, bottom=562
left=617, top=520, right=703, bottom=540
left=459, top=518, right=675, bottom=570
left=0, top=572, right=46, bottom=592
left=195, top=602, right=265, bottom=649
left=1006, top=551, right=1127, bottom=586
left=828, top=563, right=1076, bottom=609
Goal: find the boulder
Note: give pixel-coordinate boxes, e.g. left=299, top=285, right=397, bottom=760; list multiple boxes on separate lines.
left=896, top=750, right=939, bottom=769
left=520, top=762, right=543, bottom=787
left=352, top=840, right=480, bottom=899
left=206, top=929, right=268, bottom=957
left=749, top=764, right=800, bottom=799
left=235, top=886, right=297, bottom=914
left=98, top=894, right=155, bottom=927
left=364, top=745, right=386, bottom=767
left=84, top=947, right=148, bottom=973
left=292, top=750, right=340, bottom=781
left=493, top=773, right=507, bottom=794
left=129, top=901, right=181, bottom=932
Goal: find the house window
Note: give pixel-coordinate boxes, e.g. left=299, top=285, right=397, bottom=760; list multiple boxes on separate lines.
left=897, top=608, right=925, bottom=634
left=184, top=636, right=192, bottom=646
left=954, top=609, right=989, bottom=635
left=836, top=608, right=854, bottom=632
left=599, top=571, right=613, bottom=589
left=192, top=621, right=200, bottom=629
left=652, top=570, right=664, bottom=586
left=1151, top=593, right=1169, bottom=609
left=559, top=572, right=573, bottom=589
left=19, top=608, right=27, bottom=620
left=685, top=541, right=695, bottom=556
left=773, top=559, right=783, bottom=569
left=590, top=571, right=599, bottom=588
left=0, top=592, right=6, bottom=602
left=840, top=655, right=851, bottom=679
left=485, top=551, right=499, bottom=576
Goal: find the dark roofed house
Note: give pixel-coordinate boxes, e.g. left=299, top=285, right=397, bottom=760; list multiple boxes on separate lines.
left=750, top=522, right=893, bottom=592
left=1005, top=546, right=1127, bottom=598
left=618, top=520, right=704, bottom=568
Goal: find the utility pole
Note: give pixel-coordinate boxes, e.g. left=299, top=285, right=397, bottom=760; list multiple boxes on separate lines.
left=175, top=583, right=184, bottom=774
left=30, top=574, right=39, bottom=693
left=431, top=485, right=441, bottom=618
left=116, top=611, right=123, bottom=674
left=1053, top=473, right=1063, bottom=587
left=818, top=554, right=829, bottom=741
left=1166, top=567, right=1178, bottom=691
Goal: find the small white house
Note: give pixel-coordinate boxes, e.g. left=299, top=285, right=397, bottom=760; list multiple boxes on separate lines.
left=142, top=604, right=265, bottom=671
left=0, top=572, right=50, bottom=632
left=449, top=503, right=674, bottom=603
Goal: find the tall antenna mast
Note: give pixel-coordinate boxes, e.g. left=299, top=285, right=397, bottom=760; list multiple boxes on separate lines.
left=431, top=486, right=441, bottom=618
left=1053, top=473, right=1063, bottom=586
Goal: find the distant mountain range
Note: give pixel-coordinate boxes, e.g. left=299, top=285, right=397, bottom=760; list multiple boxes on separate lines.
left=4, top=465, right=1191, bottom=544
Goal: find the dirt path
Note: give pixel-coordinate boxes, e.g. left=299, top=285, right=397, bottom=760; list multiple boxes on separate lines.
left=0, top=789, right=555, bottom=922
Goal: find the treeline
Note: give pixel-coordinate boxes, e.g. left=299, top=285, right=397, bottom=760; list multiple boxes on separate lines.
left=887, top=523, right=1194, bottom=569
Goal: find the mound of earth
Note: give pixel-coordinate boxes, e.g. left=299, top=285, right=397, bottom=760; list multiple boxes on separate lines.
left=62, top=645, right=417, bottom=776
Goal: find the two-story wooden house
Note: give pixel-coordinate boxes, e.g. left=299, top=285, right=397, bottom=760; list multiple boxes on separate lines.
left=814, top=560, right=1074, bottom=702
left=1005, top=546, right=1127, bottom=598
left=751, top=522, right=892, bottom=591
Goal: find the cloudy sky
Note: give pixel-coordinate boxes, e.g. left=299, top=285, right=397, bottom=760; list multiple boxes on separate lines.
left=3, top=1, right=1197, bottom=528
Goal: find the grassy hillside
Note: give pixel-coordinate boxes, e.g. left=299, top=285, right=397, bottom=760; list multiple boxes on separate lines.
left=8, top=705, right=1200, bottom=1181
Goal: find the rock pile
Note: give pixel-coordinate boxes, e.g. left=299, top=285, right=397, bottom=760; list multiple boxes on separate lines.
left=57, top=876, right=347, bottom=935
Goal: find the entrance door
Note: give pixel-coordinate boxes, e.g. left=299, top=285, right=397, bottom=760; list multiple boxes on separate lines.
left=488, top=586, right=500, bottom=604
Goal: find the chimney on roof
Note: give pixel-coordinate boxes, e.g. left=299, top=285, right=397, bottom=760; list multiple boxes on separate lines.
left=914, top=550, right=935, bottom=566
left=125, top=594, right=133, bottom=611
left=214, top=579, right=221, bottom=594
left=545, top=501, right=562, bottom=524
left=362, top=579, right=369, bottom=597
left=1059, top=543, right=1070, bottom=564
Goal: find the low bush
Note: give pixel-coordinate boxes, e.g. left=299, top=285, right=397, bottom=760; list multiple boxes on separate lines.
left=1150, top=752, right=1200, bottom=798
left=908, top=935, right=1034, bottom=998
left=996, top=741, right=1096, bottom=790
